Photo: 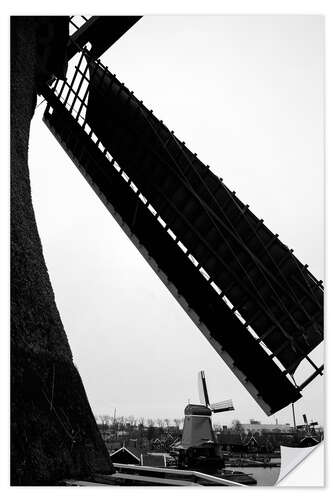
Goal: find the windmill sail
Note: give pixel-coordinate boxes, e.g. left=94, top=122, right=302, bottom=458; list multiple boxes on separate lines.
left=198, top=370, right=210, bottom=407
left=42, top=51, right=323, bottom=415
left=86, top=61, right=323, bottom=372
left=198, top=370, right=234, bottom=413
left=210, top=400, right=235, bottom=413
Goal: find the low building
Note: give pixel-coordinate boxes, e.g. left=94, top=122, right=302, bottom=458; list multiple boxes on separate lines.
left=241, top=422, right=292, bottom=433
left=117, top=430, right=129, bottom=438
left=243, top=435, right=259, bottom=453
left=298, top=436, right=320, bottom=448
left=218, top=433, right=244, bottom=452
left=142, top=454, right=166, bottom=467
left=106, top=441, right=122, bottom=453
left=110, top=445, right=142, bottom=465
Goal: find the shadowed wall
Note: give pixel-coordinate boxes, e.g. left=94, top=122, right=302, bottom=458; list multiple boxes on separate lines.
left=10, top=16, right=112, bottom=485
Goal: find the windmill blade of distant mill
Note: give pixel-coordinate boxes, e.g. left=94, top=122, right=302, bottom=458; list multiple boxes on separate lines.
left=198, top=370, right=210, bottom=407
left=210, top=399, right=235, bottom=413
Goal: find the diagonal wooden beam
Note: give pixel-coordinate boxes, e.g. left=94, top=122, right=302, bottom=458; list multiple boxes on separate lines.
left=67, top=16, right=142, bottom=61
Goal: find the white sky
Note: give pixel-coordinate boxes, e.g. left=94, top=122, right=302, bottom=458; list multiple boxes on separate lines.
left=29, top=15, right=324, bottom=427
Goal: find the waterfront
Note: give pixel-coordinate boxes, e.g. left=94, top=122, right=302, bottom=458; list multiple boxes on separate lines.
left=235, top=466, right=280, bottom=486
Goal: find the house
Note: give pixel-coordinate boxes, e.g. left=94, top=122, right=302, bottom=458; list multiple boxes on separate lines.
left=218, top=433, right=244, bottom=452
left=298, top=436, right=319, bottom=448
left=140, top=437, right=150, bottom=450
left=128, top=438, right=138, bottom=448
left=117, top=430, right=129, bottom=438
left=106, top=441, right=122, bottom=453
left=261, top=431, right=296, bottom=450
left=142, top=454, right=166, bottom=467
left=241, top=422, right=292, bottom=434
left=110, top=445, right=142, bottom=465
left=152, top=438, right=162, bottom=450
left=243, top=435, right=259, bottom=453
left=170, top=438, right=182, bottom=449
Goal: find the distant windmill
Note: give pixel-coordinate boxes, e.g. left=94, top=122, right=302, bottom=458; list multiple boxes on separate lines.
left=171, top=371, right=234, bottom=472
left=295, top=413, right=320, bottom=448
left=296, top=414, right=319, bottom=434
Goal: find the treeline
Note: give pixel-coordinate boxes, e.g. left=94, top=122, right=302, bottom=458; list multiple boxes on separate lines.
left=95, top=414, right=184, bottom=430
left=94, top=414, right=184, bottom=452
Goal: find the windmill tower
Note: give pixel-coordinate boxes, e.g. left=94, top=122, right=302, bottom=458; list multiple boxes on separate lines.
left=173, top=371, right=234, bottom=472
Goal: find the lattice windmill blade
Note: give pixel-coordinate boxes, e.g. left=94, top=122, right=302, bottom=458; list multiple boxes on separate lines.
left=41, top=16, right=324, bottom=416
left=210, top=400, right=235, bottom=413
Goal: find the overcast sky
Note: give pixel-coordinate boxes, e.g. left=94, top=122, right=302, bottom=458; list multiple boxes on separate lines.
left=29, top=15, right=324, bottom=427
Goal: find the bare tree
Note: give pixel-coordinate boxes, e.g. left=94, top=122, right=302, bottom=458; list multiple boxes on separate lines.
left=138, top=417, right=145, bottom=426
left=173, top=418, right=181, bottom=429
left=147, top=425, right=155, bottom=442
left=118, top=416, right=125, bottom=429
left=232, top=419, right=244, bottom=435
left=127, top=415, right=135, bottom=427
left=99, top=415, right=111, bottom=427
left=99, top=415, right=111, bottom=439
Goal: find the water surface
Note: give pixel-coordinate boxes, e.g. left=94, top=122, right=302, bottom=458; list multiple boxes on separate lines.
left=235, top=466, right=280, bottom=486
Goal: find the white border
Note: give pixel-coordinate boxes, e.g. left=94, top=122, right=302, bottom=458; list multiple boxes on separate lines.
left=1, top=1, right=331, bottom=498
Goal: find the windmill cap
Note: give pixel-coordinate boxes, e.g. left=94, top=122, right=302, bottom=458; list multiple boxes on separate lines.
left=185, top=404, right=212, bottom=416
